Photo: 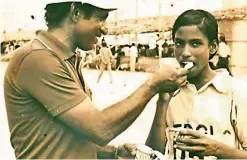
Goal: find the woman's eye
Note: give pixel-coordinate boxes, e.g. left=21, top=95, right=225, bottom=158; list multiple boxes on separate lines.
left=192, top=42, right=202, bottom=47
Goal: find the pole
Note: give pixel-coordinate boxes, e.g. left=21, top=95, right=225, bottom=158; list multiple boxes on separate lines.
left=114, top=10, right=118, bottom=46
left=158, top=0, right=163, bottom=59
left=135, top=0, right=139, bottom=44
left=158, top=0, right=162, bottom=32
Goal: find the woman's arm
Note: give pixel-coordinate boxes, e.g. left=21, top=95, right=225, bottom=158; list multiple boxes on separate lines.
left=146, top=93, right=172, bottom=153
left=175, top=129, right=247, bottom=159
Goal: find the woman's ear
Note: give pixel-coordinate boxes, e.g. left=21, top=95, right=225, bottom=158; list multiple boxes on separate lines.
left=209, top=40, right=218, bottom=55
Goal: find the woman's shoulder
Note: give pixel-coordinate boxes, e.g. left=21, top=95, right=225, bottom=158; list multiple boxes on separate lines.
left=228, top=76, right=247, bottom=100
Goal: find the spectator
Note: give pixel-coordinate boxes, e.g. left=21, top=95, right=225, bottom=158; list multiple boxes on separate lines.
left=97, top=42, right=114, bottom=83
left=122, top=44, right=130, bottom=57
left=130, top=43, right=138, bottom=71
left=162, top=39, right=169, bottom=57
left=116, top=46, right=124, bottom=69
left=216, top=34, right=231, bottom=73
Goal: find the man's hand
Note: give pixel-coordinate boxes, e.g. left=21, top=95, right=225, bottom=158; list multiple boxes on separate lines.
left=96, top=145, right=117, bottom=159
left=148, top=65, right=187, bottom=93
left=174, top=129, right=220, bottom=158
left=116, top=143, right=136, bottom=159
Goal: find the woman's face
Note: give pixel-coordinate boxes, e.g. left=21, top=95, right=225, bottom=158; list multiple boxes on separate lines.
left=173, top=25, right=212, bottom=78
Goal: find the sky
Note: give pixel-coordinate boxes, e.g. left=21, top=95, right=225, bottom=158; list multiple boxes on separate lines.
left=0, top=0, right=247, bottom=32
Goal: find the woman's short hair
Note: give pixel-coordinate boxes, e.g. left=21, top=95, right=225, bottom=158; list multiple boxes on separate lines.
left=172, top=9, right=219, bottom=59
left=44, top=2, right=96, bottom=29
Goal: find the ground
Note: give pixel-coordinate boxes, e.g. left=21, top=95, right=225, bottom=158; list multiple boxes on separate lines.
left=1, top=62, right=247, bottom=159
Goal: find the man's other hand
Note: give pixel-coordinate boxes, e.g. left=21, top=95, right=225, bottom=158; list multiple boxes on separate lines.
left=116, top=143, right=136, bottom=159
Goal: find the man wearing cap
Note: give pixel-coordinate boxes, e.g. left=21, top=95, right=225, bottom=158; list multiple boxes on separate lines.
left=4, top=0, right=188, bottom=159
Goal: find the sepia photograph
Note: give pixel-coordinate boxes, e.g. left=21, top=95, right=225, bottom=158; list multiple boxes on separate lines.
left=1, top=0, right=247, bottom=159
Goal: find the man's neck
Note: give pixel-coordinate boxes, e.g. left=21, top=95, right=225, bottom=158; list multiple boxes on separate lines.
left=48, top=27, right=75, bottom=52
left=188, top=64, right=216, bottom=90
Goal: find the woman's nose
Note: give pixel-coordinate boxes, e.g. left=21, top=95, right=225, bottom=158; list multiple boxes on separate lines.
left=182, top=45, right=191, bottom=58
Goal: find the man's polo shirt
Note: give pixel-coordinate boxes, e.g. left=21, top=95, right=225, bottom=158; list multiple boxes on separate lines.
left=165, top=70, right=247, bottom=159
left=4, top=30, right=97, bottom=159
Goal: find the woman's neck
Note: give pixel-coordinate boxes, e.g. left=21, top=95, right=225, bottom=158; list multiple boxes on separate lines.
left=188, top=64, right=217, bottom=90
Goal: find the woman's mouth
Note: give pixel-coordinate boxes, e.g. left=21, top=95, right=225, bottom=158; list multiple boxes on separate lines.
left=182, top=61, right=195, bottom=70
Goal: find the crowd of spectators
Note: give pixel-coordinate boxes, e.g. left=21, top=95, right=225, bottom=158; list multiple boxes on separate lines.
left=1, top=40, right=29, bottom=55
left=1, top=37, right=175, bottom=72
left=109, top=42, right=174, bottom=59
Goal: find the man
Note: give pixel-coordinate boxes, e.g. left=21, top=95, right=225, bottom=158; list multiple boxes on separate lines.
left=4, top=0, right=188, bottom=159
left=161, top=39, right=169, bottom=58
left=216, top=34, right=231, bottom=73
left=130, top=43, right=138, bottom=72
left=96, top=41, right=113, bottom=83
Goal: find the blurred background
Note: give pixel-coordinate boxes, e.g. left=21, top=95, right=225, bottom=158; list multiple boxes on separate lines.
left=1, top=0, right=247, bottom=76
left=1, top=0, right=247, bottom=159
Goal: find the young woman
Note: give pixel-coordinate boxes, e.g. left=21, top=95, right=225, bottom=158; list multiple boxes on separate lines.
left=146, top=9, right=247, bottom=159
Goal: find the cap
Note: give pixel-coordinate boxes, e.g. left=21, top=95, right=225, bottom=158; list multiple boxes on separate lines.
left=47, top=0, right=117, bottom=11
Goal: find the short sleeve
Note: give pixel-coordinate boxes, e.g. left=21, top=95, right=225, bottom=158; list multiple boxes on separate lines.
left=233, top=79, right=247, bottom=149
left=17, top=50, right=88, bottom=117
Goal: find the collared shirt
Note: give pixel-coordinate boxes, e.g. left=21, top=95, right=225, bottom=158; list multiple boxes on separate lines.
left=165, top=70, right=247, bottom=159
left=4, top=30, right=96, bottom=159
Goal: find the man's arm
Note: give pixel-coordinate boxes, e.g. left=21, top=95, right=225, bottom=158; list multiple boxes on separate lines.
left=58, top=66, right=187, bottom=146
left=58, top=80, right=156, bottom=146
left=19, top=51, right=187, bottom=146
left=146, top=93, right=171, bottom=153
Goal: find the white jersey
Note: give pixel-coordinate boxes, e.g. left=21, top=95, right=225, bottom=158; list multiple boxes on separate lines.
left=165, top=70, right=247, bottom=159
left=130, top=46, right=138, bottom=57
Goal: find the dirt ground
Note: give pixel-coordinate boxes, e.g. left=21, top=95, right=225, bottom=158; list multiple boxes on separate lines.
left=1, top=61, right=246, bottom=159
